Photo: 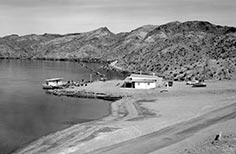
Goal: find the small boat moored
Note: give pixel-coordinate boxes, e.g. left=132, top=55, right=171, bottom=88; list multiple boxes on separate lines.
left=186, top=80, right=199, bottom=85
left=192, top=82, right=207, bottom=87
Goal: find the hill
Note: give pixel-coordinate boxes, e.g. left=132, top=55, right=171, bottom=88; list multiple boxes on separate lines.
left=0, top=21, right=236, bottom=80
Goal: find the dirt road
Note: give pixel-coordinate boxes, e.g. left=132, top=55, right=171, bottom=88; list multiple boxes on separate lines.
left=85, top=102, right=236, bottom=154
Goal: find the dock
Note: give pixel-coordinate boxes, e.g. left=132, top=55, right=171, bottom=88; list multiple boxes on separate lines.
left=46, top=89, right=123, bottom=101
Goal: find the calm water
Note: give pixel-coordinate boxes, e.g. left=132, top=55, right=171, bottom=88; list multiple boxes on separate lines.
left=0, top=59, right=124, bottom=154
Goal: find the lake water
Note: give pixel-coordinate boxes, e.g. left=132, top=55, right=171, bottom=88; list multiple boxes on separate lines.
left=0, top=59, right=124, bottom=154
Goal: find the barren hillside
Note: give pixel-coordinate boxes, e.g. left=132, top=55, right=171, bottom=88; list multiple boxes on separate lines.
left=1, top=21, right=236, bottom=80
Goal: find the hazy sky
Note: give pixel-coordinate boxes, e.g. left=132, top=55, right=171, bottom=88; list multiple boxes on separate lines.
left=0, top=0, right=235, bottom=36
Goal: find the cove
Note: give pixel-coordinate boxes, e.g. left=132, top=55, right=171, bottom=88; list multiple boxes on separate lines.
left=0, top=59, right=124, bottom=154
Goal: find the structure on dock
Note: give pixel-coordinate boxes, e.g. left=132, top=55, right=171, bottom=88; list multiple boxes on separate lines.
left=122, top=74, right=163, bottom=89
left=43, top=78, right=66, bottom=89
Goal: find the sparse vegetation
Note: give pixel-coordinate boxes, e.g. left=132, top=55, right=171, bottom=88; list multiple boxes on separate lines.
left=0, top=21, right=236, bottom=80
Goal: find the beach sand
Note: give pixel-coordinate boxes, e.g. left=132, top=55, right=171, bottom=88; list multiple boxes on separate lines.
left=13, top=80, right=236, bottom=154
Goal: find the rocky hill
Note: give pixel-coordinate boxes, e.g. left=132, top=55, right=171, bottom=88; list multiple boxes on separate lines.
left=0, top=21, right=236, bottom=80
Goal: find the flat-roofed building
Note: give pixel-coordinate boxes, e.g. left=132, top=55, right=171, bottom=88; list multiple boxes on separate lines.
left=122, top=74, right=163, bottom=89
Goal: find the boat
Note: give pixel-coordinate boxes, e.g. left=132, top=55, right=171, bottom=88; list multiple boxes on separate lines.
left=42, top=78, right=67, bottom=89
left=186, top=80, right=199, bottom=85
left=192, top=82, right=207, bottom=87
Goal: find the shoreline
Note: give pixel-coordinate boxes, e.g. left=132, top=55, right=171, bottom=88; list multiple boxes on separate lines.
left=0, top=57, right=110, bottom=64
left=11, top=99, right=114, bottom=154
left=0, top=58, right=130, bottom=79
left=12, top=79, right=160, bottom=154
left=12, top=96, right=138, bottom=154
left=13, top=80, right=236, bottom=154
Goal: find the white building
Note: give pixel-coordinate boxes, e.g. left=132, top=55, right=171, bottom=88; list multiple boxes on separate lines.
left=122, top=74, right=163, bottom=89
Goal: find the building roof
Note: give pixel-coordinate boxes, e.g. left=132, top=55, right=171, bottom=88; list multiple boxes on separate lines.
left=125, top=79, right=157, bottom=83
left=124, top=74, right=163, bottom=83
left=126, top=74, right=161, bottom=80
left=45, top=78, right=63, bottom=82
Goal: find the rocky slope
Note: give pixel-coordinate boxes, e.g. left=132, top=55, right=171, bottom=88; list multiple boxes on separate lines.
left=0, top=21, right=236, bottom=80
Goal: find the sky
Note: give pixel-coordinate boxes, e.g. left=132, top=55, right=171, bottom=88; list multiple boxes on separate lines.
left=0, top=0, right=235, bottom=36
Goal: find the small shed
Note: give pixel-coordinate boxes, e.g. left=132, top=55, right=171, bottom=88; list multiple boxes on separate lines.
left=122, top=74, right=163, bottom=89
left=45, top=78, right=64, bottom=86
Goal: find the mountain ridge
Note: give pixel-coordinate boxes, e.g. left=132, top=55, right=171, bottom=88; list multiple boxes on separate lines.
left=1, top=21, right=236, bottom=80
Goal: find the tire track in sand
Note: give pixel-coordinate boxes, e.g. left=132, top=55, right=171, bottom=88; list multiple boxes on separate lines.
left=85, top=102, right=236, bottom=154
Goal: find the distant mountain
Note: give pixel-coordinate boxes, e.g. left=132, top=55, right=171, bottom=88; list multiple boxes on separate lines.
left=1, top=21, right=236, bottom=80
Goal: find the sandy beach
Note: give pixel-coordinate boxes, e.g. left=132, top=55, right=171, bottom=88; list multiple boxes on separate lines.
left=13, top=80, right=236, bottom=154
